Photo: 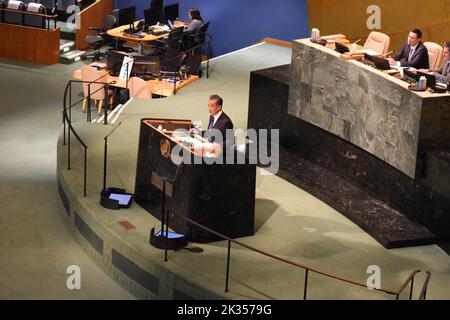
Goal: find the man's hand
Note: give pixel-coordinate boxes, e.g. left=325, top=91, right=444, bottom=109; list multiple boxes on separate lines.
left=388, top=57, right=397, bottom=66
left=190, top=128, right=200, bottom=135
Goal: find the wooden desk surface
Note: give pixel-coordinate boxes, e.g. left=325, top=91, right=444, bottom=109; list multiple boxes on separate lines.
left=107, top=20, right=187, bottom=43
left=72, top=64, right=199, bottom=97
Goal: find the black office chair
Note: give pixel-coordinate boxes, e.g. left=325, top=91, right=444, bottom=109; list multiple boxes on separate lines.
left=84, top=15, right=117, bottom=61
left=4, top=0, right=26, bottom=25
left=185, top=21, right=210, bottom=54
left=160, top=47, right=183, bottom=73
left=24, top=3, right=46, bottom=28
left=0, top=0, right=6, bottom=23
left=183, top=54, right=202, bottom=76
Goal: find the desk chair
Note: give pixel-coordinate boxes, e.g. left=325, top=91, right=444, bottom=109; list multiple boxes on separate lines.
left=39, top=0, right=55, bottom=11
left=128, top=77, right=152, bottom=100
left=84, top=15, right=117, bottom=61
left=81, top=65, right=114, bottom=115
left=424, top=42, right=444, bottom=71
left=0, top=0, right=5, bottom=22
left=363, top=31, right=390, bottom=55
left=160, top=47, right=183, bottom=73
left=184, top=54, right=202, bottom=76
left=4, top=1, right=26, bottom=25
left=24, top=3, right=46, bottom=28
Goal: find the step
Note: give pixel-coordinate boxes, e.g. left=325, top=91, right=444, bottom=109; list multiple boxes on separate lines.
left=274, top=145, right=437, bottom=249
left=60, top=40, right=75, bottom=53
left=60, top=50, right=86, bottom=63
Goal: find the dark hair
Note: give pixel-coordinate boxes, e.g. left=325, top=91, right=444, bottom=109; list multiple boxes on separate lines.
left=411, top=29, right=423, bottom=39
left=209, top=94, right=223, bottom=107
left=444, top=41, right=450, bottom=49
left=189, top=8, right=203, bottom=21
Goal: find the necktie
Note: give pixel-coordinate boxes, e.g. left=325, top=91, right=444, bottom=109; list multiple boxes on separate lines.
left=208, top=115, right=214, bottom=129
left=408, top=47, right=415, bottom=61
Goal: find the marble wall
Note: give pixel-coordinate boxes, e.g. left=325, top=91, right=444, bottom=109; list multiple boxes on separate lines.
left=288, top=39, right=450, bottom=178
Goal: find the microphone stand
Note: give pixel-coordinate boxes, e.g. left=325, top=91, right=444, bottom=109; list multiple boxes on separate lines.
left=103, top=122, right=122, bottom=191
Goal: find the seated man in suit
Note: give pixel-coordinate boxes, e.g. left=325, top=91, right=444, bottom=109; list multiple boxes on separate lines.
left=191, top=94, right=234, bottom=147
left=420, top=41, right=450, bottom=84
left=388, top=29, right=429, bottom=69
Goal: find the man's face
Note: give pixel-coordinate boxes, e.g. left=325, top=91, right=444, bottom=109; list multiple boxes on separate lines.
left=407, top=32, right=420, bottom=47
left=208, top=99, right=221, bottom=116
left=443, top=47, right=450, bottom=61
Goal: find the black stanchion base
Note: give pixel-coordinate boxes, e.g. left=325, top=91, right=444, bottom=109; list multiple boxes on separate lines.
left=149, top=227, right=188, bottom=250
left=100, top=187, right=133, bottom=210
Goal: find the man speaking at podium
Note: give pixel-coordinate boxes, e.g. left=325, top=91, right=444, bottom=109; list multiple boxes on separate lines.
left=191, top=94, right=234, bottom=147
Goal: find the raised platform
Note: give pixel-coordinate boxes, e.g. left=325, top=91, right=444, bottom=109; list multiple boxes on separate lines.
left=248, top=64, right=450, bottom=251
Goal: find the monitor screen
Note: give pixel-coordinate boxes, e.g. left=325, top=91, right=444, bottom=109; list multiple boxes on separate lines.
left=118, top=6, right=136, bottom=26
left=132, top=56, right=160, bottom=75
left=109, top=193, right=132, bottom=206
left=144, top=7, right=162, bottom=26
left=164, top=3, right=179, bottom=22
left=106, top=51, right=128, bottom=73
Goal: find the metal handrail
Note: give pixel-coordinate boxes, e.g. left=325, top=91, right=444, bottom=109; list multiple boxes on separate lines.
left=418, top=271, right=432, bottom=300
left=166, top=212, right=425, bottom=300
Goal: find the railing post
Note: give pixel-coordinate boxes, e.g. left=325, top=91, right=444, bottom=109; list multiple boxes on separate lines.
left=62, top=111, right=66, bottom=146
left=69, top=80, right=72, bottom=124
left=303, top=269, right=309, bottom=300
left=225, top=240, right=231, bottom=292
left=207, top=41, right=211, bottom=78
left=409, top=277, right=415, bottom=300
left=104, top=85, right=109, bottom=125
left=67, top=121, right=71, bottom=170
left=396, top=294, right=399, bottom=300
left=83, top=147, right=87, bottom=197
left=87, top=84, right=92, bottom=123
left=165, top=210, right=170, bottom=262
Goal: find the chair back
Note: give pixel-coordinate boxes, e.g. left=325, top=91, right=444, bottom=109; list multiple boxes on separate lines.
left=102, top=14, right=116, bottom=32
left=363, top=31, right=390, bottom=55
left=128, top=77, right=152, bottom=100
left=56, top=0, right=75, bottom=12
left=0, top=0, right=5, bottom=22
left=185, top=54, right=202, bottom=75
left=167, top=26, right=184, bottom=49
left=81, top=65, right=109, bottom=100
left=4, top=0, right=25, bottom=25
left=160, top=48, right=183, bottom=72
left=24, top=3, right=45, bottom=28
left=424, top=42, right=444, bottom=71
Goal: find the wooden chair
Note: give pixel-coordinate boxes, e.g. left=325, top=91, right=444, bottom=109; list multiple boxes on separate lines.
left=128, top=77, right=152, bottom=100
left=80, top=65, right=113, bottom=115
left=363, top=31, right=390, bottom=55
left=424, top=42, right=444, bottom=71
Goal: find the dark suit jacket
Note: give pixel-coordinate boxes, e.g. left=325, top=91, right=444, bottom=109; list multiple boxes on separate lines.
left=394, top=41, right=429, bottom=69
left=204, top=112, right=234, bottom=144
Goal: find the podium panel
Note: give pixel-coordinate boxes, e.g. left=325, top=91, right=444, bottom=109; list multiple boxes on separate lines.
left=134, top=119, right=256, bottom=243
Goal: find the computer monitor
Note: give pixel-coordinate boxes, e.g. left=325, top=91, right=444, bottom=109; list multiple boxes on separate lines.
left=364, top=53, right=391, bottom=70
left=335, top=42, right=349, bottom=54
left=118, top=6, right=136, bottom=26
left=131, top=56, right=160, bottom=75
left=417, top=71, right=437, bottom=88
left=106, top=51, right=128, bottom=76
left=144, top=7, right=162, bottom=26
left=164, top=3, right=178, bottom=22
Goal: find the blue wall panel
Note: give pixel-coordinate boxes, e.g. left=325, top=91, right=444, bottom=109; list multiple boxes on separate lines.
left=115, top=0, right=309, bottom=56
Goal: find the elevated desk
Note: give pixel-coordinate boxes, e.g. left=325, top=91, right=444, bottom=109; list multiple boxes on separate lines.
left=288, top=38, right=450, bottom=178
left=107, top=20, right=187, bottom=52
left=72, top=63, right=199, bottom=97
left=134, top=119, right=256, bottom=243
